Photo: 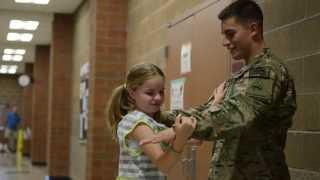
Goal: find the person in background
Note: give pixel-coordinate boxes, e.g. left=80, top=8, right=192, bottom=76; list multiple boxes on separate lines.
left=141, top=1, right=297, bottom=180
left=106, top=63, right=225, bottom=179
left=5, top=104, right=21, bottom=152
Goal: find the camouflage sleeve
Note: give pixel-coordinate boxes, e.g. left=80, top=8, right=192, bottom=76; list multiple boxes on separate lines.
left=158, top=96, right=214, bottom=127
left=190, top=66, right=283, bottom=140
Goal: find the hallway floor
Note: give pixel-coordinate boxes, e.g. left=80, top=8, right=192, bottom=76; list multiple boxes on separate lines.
left=0, top=151, right=46, bottom=180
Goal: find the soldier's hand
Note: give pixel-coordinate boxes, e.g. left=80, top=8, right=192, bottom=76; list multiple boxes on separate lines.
left=213, top=81, right=226, bottom=105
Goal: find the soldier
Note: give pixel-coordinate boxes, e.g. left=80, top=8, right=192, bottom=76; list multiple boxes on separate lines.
left=140, top=0, right=297, bottom=180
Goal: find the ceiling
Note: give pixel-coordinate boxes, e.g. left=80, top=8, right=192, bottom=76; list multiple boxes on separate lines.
left=0, top=0, right=84, bottom=74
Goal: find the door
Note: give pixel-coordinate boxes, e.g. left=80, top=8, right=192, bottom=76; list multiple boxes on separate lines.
left=165, top=0, right=231, bottom=179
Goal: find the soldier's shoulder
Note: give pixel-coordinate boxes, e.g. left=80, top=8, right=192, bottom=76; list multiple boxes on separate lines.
left=255, top=51, right=289, bottom=77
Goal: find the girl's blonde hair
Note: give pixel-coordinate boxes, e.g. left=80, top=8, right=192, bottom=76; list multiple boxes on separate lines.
left=106, top=63, right=165, bottom=140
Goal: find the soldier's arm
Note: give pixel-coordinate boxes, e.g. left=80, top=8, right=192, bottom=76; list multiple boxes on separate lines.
left=190, top=66, right=284, bottom=140
left=158, top=98, right=213, bottom=127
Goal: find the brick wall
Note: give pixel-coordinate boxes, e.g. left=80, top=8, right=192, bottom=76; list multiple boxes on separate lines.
left=47, top=14, right=74, bottom=177
left=0, top=75, right=22, bottom=108
left=86, top=0, right=127, bottom=179
left=31, top=45, right=50, bottom=164
left=255, top=0, right=320, bottom=179
left=21, top=63, right=33, bottom=155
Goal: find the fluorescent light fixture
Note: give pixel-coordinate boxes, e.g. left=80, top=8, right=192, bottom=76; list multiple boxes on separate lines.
left=0, top=65, right=8, bottom=74
left=12, top=55, right=23, bottom=62
left=15, top=49, right=26, bottom=55
left=3, top=48, right=26, bottom=55
left=15, top=0, right=50, bottom=5
left=9, top=20, right=39, bottom=31
left=8, top=65, right=18, bottom=74
left=15, top=0, right=32, bottom=3
left=20, top=33, right=33, bottom=42
left=2, top=55, right=12, bottom=61
left=4, top=49, right=15, bottom=54
left=7, top=32, right=33, bottom=42
left=33, top=0, right=50, bottom=5
left=7, top=33, right=20, bottom=41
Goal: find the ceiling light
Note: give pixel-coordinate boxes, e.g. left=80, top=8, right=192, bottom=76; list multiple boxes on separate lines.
left=15, top=0, right=50, bottom=5
left=20, top=33, right=33, bottom=42
left=7, top=32, right=33, bottom=42
left=14, top=0, right=32, bottom=3
left=7, top=33, right=20, bottom=41
left=33, top=0, right=50, bottom=5
left=2, top=55, right=12, bottom=61
left=15, top=49, right=26, bottom=55
left=8, top=66, right=18, bottom=74
left=24, top=21, right=39, bottom=30
left=0, top=65, right=8, bottom=74
left=3, top=48, right=26, bottom=55
left=4, top=49, right=15, bottom=54
left=12, top=55, right=23, bottom=62
left=9, top=20, right=39, bottom=31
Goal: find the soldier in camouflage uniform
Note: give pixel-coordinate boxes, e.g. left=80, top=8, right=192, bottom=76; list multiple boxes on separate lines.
left=141, top=1, right=297, bottom=180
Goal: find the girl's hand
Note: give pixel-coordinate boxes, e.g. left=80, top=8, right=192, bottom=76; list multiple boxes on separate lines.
left=173, top=116, right=196, bottom=146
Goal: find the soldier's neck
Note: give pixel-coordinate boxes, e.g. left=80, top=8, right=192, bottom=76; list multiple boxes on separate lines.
left=245, top=41, right=266, bottom=65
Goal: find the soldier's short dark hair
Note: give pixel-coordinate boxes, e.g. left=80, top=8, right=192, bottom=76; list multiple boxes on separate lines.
left=218, top=0, right=263, bottom=29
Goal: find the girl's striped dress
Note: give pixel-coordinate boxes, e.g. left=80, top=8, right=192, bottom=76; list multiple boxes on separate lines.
left=117, top=110, right=168, bottom=180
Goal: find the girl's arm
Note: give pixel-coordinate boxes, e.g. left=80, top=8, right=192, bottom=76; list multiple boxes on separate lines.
left=129, top=116, right=195, bottom=174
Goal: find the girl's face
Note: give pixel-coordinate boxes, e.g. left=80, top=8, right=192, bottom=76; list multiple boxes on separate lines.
left=129, top=76, right=165, bottom=118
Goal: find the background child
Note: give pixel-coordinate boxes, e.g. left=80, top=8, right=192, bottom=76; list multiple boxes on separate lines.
left=106, top=63, right=195, bottom=180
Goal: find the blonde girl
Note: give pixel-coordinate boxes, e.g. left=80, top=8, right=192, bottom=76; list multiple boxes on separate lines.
left=107, top=63, right=195, bottom=180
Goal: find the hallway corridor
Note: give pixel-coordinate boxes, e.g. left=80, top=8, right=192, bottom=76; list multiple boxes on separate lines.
left=0, top=152, right=46, bottom=180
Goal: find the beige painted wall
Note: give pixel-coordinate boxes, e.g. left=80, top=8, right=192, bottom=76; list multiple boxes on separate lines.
left=257, top=0, right=320, bottom=179
left=69, top=1, right=90, bottom=180
left=127, top=0, right=207, bottom=69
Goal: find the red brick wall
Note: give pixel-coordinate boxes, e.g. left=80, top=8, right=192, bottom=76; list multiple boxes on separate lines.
left=31, top=45, right=50, bottom=164
left=22, top=63, right=33, bottom=128
left=0, top=75, right=22, bottom=108
left=86, top=0, right=127, bottom=179
left=21, top=63, right=33, bottom=155
left=47, top=14, right=74, bottom=177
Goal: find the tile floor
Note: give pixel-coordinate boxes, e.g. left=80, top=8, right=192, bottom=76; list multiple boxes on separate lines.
left=0, top=149, right=47, bottom=180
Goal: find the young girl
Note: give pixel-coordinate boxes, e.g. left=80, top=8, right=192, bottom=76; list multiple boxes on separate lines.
left=106, top=63, right=196, bottom=180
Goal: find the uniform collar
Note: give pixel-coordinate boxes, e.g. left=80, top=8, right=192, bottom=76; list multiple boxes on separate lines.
left=233, top=48, right=271, bottom=78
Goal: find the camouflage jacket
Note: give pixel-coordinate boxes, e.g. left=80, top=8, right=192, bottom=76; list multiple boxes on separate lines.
left=160, top=48, right=296, bottom=180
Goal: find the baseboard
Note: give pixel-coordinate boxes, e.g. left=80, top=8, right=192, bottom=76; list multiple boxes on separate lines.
left=31, top=161, right=47, bottom=166
left=45, top=176, right=71, bottom=180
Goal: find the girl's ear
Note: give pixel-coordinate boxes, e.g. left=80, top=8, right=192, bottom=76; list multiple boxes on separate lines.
left=127, top=88, right=135, bottom=100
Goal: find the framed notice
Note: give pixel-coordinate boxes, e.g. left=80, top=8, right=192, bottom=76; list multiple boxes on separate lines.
left=170, top=77, right=186, bottom=110
left=80, top=63, right=89, bottom=141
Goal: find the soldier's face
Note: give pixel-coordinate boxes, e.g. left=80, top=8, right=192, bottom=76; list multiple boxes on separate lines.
left=221, top=17, right=254, bottom=60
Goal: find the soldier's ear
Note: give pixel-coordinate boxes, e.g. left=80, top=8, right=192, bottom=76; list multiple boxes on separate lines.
left=248, top=22, right=259, bottom=39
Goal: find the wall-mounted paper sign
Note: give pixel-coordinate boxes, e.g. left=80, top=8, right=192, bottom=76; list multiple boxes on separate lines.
left=180, top=42, right=192, bottom=74
left=170, top=77, right=186, bottom=110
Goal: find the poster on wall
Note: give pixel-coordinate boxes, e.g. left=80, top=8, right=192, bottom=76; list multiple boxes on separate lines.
left=80, top=63, right=89, bottom=141
left=170, top=77, right=186, bottom=110
left=180, top=41, right=192, bottom=74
